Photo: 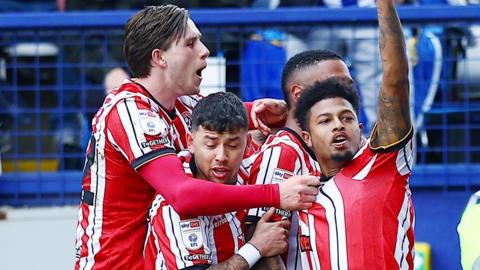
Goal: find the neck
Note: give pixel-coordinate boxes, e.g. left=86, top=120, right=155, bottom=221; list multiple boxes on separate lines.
left=133, top=76, right=178, bottom=110
left=285, top=109, right=302, bottom=135
left=320, top=165, right=343, bottom=177
left=319, top=156, right=351, bottom=177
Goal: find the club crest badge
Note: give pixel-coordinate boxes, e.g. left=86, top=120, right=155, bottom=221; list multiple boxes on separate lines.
left=181, top=111, right=192, bottom=129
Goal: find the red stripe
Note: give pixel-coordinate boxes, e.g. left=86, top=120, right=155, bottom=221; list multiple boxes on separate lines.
left=154, top=202, right=180, bottom=269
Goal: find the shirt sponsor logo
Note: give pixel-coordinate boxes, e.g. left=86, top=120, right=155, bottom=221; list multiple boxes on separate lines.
left=271, top=168, right=293, bottom=184
left=212, top=216, right=228, bottom=228
left=141, top=138, right=169, bottom=148
left=183, top=254, right=211, bottom=261
left=180, top=219, right=204, bottom=251
left=260, top=207, right=291, bottom=221
left=274, top=208, right=291, bottom=219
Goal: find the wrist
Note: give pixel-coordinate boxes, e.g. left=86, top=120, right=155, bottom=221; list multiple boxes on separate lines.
left=236, top=242, right=262, bottom=269
left=270, top=184, right=280, bottom=208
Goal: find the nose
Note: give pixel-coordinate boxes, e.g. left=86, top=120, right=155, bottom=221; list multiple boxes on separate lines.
left=332, top=117, right=345, bottom=131
left=199, top=41, right=210, bottom=59
left=214, top=146, right=227, bottom=162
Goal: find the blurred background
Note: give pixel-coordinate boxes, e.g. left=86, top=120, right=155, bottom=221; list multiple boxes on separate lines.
left=0, top=0, right=479, bottom=269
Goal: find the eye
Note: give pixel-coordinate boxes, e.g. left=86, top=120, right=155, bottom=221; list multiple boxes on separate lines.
left=204, top=141, right=216, bottom=149
left=343, top=115, right=354, bottom=122
left=228, top=144, right=240, bottom=149
left=318, top=118, right=330, bottom=125
left=205, top=144, right=216, bottom=149
left=186, top=40, right=195, bottom=48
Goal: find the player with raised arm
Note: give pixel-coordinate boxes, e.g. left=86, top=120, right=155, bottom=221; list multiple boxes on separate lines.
left=294, top=0, right=414, bottom=268
left=145, top=92, right=289, bottom=270
left=245, top=50, right=353, bottom=269
left=74, top=5, right=319, bottom=270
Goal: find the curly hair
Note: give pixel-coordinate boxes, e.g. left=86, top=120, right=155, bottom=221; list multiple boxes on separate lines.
left=295, top=77, right=360, bottom=131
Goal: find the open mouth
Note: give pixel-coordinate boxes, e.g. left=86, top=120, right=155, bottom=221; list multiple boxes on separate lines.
left=211, top=167, right=229, bottom=179
left=196, top=69, right=203, bottom=78
left=196, top=65, right=206, bottom=79
left=332, top=134, right=347, bottom=147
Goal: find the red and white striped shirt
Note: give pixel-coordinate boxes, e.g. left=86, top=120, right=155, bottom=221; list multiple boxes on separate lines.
left=247, top=128, right=320, bottom=270
left=145, top=151, right=247, bottom=270
left=298, top=131, right=415, bottom=270
left=74, top=81, right=199, bottom=270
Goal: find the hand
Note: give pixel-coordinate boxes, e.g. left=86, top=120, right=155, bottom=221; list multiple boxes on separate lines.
left=278, top=175, right=319, bottom=210
left=250, top=99, right=288, bottom=135
left=249, top=208, right=290, bottom=257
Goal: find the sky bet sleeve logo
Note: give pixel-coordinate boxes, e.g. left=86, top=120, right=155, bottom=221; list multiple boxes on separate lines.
left=271, top=168, right=294, bottom=184
left=179, top=219, right=204, bottom=251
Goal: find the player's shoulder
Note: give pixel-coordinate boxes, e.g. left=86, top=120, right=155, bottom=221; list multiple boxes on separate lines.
left=177, top=94, right=203, bottom=109
left=261, top=129, right=304, bottom=153
left=177, top=150, right=194, bottom=174
left=107, top=85, right=157, bottom=112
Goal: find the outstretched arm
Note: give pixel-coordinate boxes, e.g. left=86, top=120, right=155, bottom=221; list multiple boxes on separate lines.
left=139, top=155, right=319, bottom=217
left=371, top=0, right=412, bottom=148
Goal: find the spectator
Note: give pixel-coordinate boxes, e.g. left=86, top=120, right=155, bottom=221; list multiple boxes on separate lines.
left=409, top=0, right=469, bottom=151
left=0, top=0, right=58, bottom=12
left=241, top=29, right=287, bottom=101
left=103, top=67, right=129, bottom=93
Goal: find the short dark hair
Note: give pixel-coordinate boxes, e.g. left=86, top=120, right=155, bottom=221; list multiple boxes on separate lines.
left=192, top=92, right=248, bottom=133
left=295, top=77, right=360, bottom=131
left=123, top=5, right=189, bottom=78
left=281, top=50, right=344, bottom=108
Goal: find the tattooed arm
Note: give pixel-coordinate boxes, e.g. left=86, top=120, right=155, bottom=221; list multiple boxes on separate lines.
left=205, top=254, right=250, bottom=270
left=251, top=255, right=286, bottom=270
left=244, top=223, right=287, bottom=270
left=371, top=0, right=412, bottom=149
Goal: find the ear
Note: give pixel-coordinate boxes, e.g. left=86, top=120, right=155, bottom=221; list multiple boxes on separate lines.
left=359, top=122, right=364, bottom=133
left=291, top=85, right=303, bottom=104
left=152, top=48, right=167, bottom=68
left=187, top=132, right=194, bottom=153
left=302, top=130, right=312, bottom=148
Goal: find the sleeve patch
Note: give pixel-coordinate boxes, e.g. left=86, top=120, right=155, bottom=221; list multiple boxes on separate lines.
left=141, top=138, right=170, bottom=148
left=139, top=110, right=168, bottom=136
left=271, top=168, right=294, bottom=184
left=180, top=219, right=204, bottom=251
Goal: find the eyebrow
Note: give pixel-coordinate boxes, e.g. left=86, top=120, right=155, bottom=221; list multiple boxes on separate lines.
left=314, top=109, right=354, bottom=119
left=227, top=136, right=241, bottom=142
left=204, top=134, right=218, bottom=140
left=203, top=134, right=241, bottom=141
left=185, top=32, right=201, bottom=41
